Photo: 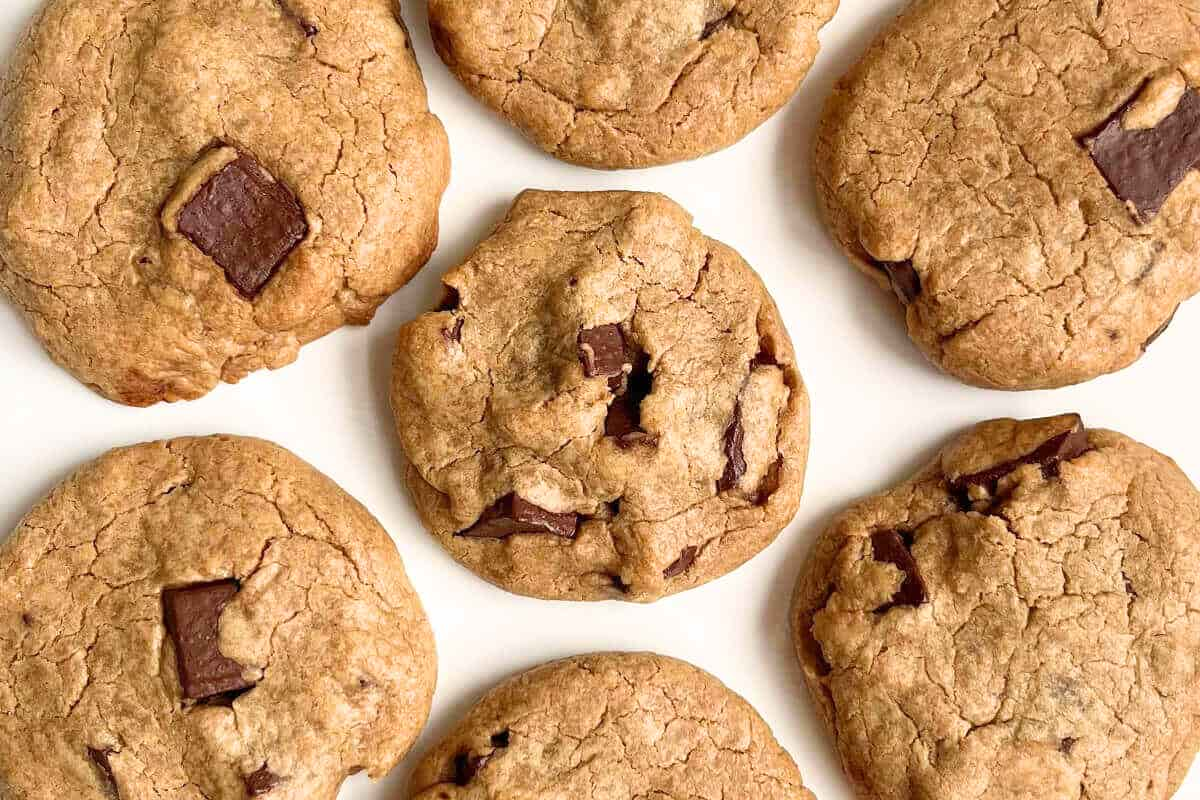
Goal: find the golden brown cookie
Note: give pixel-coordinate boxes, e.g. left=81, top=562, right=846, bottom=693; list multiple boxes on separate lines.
left=792, top=414, right=1200, bottom=800
left=0, top=0, right=450, bottom=405
left=391, top=190, right=810, bottom=602
left=408, top=652, right=816, bottom=799
left=814, top=0, right=1200, bottom=390
left=0, top=436, right=436, bottom=799
left=428, top=0, right=838, bottom=168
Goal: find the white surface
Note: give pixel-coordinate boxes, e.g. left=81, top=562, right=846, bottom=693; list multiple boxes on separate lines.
left=1, top=1, right=1198, bottom=798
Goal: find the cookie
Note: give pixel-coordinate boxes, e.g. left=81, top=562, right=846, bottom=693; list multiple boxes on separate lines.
left=408, top=652, right=816, bottom=799
left=791, top=414, right=1200, bottom=800
left=0, top=0, right=450, bottom=406
left=391, top=190, right=810, bottom=602
left=814, top=0, right=1200, bottom=390
left=428, top=0, right=838, bottom=169
left=0, top=436, right=436, bottom=799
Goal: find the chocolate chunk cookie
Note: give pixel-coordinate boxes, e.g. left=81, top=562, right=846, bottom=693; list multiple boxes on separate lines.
left=814, top=0, right=1200, bottom=389
left=792, top=414, right=1200, bottom=800
left=428, top=0, right=838, bottom=169
left=391, top=190, right=809, bottom=602
left=0, top=436, right=436, bottom=799
left=408, top=652, right=816, bottom=799
left=0, top=0, right=450, bottom=406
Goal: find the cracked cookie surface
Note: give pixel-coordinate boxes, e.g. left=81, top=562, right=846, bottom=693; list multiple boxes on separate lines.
left=814, top=0, right=1200, bottom=390
left=428, top=0, right=838, bottom=168
left=391, top=190, right=810, bottom=602
left=408, top=652, right=816, bottom=800
left=791, top=414, right=1200, bottom=800
left=0, top=435, right=437, bottom=799
left=0, top=0, right=450, bottom=406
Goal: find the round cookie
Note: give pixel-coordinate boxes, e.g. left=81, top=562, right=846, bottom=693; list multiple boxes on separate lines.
left=791, top=414, right=1200, bottom=800
left=391, top=190, right=810, bottom=602
left=814, top=0, right=1200, bottom=390
left=408, top=652, right=815, bottom=800
left=0, top=436, right=437, bottom=799
left=428, top=0, right=838, bottom=169
left=0, top=0, right=450, bottom=406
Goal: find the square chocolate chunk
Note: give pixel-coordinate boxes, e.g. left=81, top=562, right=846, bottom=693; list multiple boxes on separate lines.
left=162, top=580, right=254, bottom=701
left=176, top=153, right=308, bottom=297
left=1084, top=87, right=1200, bottom=222
left=578, top=325, right=629, bottom=380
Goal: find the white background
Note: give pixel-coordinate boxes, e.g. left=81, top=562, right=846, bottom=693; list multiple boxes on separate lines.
left=1, top=1, right=1198, bottom=798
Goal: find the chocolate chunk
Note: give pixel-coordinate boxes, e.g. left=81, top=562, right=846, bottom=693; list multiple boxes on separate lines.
left=21, top=612, right=33, bottom=627
left=162, top=580, right=254, bottom=701
left=1059, top=737, right=1077, bottom=755
left=1084, top=87, right=1200, bottom=222
left=443, top=317, right=464, bottom=344
left=716, top=403, right=746, bottom=492
left=611, top=574, right=631, bottom=593
left=664, top=546, right=698, bottom=578
left=490, top=730, right=511, bottom=748
left=454, top=753, right=489, bottom=785
left=1143, top=309, right=1177, bottom=351
left=176, top=152, right=308, bottom=298
left=578, top=325, right=630, bottom=380
left=870, top=530, right=927, bottom=610
left=459, top=495, right=578, bottom=539
left=245, top=766, right=283, bottom=796
left=950, top=417, right=1089, bottom=500
left=873, top=260, right=922, bottom=304
left=88, top=748, right=119, bottom=798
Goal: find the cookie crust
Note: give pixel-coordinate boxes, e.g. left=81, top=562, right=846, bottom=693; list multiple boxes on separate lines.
left=428, top=0, right=838, bottom=168
left=791, top=415, right=1200, bottom=800
left=408, top=652, right=816, bottom=799
left=0, top=436, right=437, bottom=800
left=814, top=0, right=1200, bottom=389
left=0, top=0, right=450, bottom=405
left=391, top=190, right=810, bottom=602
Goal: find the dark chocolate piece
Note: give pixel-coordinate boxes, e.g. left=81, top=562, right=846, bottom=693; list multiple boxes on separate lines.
left=578, top=325, right=629, bottom=380
left=459, top=495, right=578, bottom=539
left=611, top=574, right=631, bottom=593
left=874, top=260, right=922, bottom=304
left=949, top=416, right=1089, bottom=500
left=870, top=530, right=928, bottom=609
left=1143, top=308, right=1177, bottom=351
left=716, top=403, right=746, bottom=492
left=454, top=752, right=489, bottom=785
left=490, top=730, right=511, bottom=748
left=1084, top=87, right=1200, bottom=222
left=162, top=580, right=254, bottom=701
left=88, top=748, right=119, bottom=798
left=664, top=546, right=698, bottom=579
left=245, top=766, right=283, bottom=796
left=1059, top=737, right=1077, bottom=755
left=176, top=152, right=308, bottom=298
